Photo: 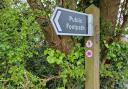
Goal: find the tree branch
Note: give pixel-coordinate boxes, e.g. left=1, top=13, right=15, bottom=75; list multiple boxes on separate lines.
left=27, top=0, right=74, bottom=53
left=27, top=0, right=44, bottom=10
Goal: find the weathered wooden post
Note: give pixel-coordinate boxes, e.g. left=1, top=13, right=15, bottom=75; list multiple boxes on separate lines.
left=85, top=5, right=100, bottom=89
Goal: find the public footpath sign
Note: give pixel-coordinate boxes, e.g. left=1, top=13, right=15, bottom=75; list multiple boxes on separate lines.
left=51, top=7, right=93, bottom=36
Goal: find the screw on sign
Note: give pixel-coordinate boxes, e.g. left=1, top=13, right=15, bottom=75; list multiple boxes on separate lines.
left=85, top=50, right=93, bottom=58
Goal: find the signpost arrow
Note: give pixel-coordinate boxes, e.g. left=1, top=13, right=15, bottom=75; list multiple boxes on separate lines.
left=51, top=7, right=93, bottom=36
left=54, top=11, right=62, bottom=31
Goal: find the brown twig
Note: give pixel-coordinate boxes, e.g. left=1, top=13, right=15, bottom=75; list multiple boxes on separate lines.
left=24, top=72, right=30, bottom=88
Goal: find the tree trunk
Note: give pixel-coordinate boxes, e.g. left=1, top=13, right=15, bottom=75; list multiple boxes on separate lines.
left=100, top=0, right=120, bottom=26
left=99, top=0, right=120, bottom=63
left=27, top=0, right=77, bottom=53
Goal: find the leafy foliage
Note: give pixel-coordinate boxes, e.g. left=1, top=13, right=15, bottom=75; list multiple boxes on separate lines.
left=44, top=44, right=85, bottom=89
left=100, top=42, right=128, bottom=89
left=0, top=1, right=43, bottom=88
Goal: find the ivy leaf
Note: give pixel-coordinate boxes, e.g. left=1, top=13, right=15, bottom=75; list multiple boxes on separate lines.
left=47, top=56, right=56, bottom=64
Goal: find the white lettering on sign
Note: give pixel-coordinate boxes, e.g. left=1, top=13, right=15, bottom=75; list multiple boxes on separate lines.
left=66, top=23, right=85, bottom=31
left=85, top=50, right=93, bottom=58
left=69, top=16, right=83, bottom=23
left=86, top=40, right=93, bottom=48
left=66, top=16, right=85, bottom=31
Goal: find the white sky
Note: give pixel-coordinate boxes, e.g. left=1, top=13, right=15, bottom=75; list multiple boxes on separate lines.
left=21, top=0, right=26, bottom=2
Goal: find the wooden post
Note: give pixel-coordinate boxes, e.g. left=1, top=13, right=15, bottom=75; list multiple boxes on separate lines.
left=85, top=5, right=100, bottom=89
